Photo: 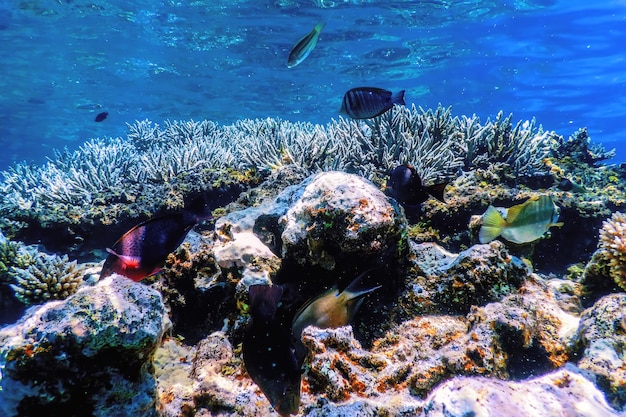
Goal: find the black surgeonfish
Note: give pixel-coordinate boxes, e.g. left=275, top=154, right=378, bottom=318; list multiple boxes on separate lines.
left=243, top=285, right=302, bottom=416
left=340, top=87, right=405, bottom=119
left=386, top=164, right=448, bottom=206
left=100, top=197, right=212, bottom=281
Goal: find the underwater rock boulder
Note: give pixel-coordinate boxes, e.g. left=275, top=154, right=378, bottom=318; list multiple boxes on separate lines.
left=405, top=240, right=530, bottom=314
left=575, top=293, right=626, bottom=409
left=0, top=275, right=168, bottom=417
left=280, top=171, right=404, bottom=270
left=214, top=170, right=405, bottom=294
left=419, top=365, right=619, bottom=417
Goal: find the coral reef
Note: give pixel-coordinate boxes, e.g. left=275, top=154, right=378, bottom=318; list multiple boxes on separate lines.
left=9, top=252, right=86, bottom=305
left=1, top=106, right=626, bottom=416
left=0, top=275, right=168, bottom=417
left=575, top=293, right=626, bottom=410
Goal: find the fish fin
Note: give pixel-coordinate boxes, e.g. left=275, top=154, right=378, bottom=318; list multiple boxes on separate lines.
left=342, top=270, right=382, bottom=301
left=479, top=205, right=506, bottom=243
left=425, top=182, right=448, bottom=203
left=249, top=284, right=283, bottom=320
left=106, top=247, right=141, bottom=268
left=391, top=90, right=406, bottom=106
left=506, top=196, right=540, bottom=223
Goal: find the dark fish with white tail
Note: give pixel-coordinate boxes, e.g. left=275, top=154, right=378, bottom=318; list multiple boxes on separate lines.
left=386, top=164, right=448, bottom=206
left=287, top=22, right=325, bottom=68
left=100, top=197, right=212, bottom=281
left=243, top=285, right=301, bottom=416
left=340, top=87, right=405, bottom=119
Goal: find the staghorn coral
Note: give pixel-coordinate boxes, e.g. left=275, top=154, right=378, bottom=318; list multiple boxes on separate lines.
left=9, top=252, right=86, bottom=305
left=597, top=211, right=626, bottom=290
left=466, top=111, right=561, bottom=180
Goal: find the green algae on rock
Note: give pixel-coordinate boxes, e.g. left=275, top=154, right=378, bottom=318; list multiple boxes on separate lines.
left=0, top=275, right=168, bottom=417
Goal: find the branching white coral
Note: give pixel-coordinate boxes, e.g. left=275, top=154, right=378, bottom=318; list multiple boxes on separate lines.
left=9, top=253, right=86, bottom=305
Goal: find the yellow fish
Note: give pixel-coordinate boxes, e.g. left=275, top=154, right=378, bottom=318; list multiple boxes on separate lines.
left=292, top=272, right=380, bottom=339
left=479, top=195, right=563, bottom=244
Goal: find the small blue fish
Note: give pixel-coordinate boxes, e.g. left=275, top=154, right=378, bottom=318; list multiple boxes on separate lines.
left=287, top=22, right=325, bottom=68
left=340, top=87, right=405, bottom=119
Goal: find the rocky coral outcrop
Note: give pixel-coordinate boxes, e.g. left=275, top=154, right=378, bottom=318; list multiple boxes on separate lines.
left=420, top=365, right=619, bottom=417
left=213, top=171, right=405, bottom=299
left=402, top=240, right=530, bottom=315
left=576, top=293, right=626, bottom=410
left=0, top=275, right=168, bottom=417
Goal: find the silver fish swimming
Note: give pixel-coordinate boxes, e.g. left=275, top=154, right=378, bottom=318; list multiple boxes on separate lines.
left=287, top=22, right=325, bottom=68
left=340, top=87, right=406, bottom=119
left=478, top=195, right=563, bottom=244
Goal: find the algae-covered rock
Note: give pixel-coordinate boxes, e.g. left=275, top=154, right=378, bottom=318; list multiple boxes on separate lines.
left=404, top=240, right=530, bottom=314
left=0, top=275, right=168, bottom=417
left=576, top=293, right=626, bottom=410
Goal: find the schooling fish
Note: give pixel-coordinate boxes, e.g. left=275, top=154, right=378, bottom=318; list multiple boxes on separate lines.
left=292, top=271, right=381, bottom=342
left=243, top=285, right=302, bottom=416
left=100, top=198, right=212, bottom=281
left=385, top=164, right=448, bottom=206
left=478, top=195, right=563, bottom=245
left=340, top=87, right=405, bottom=119
left=287, top=22, right=325, bottom=68
left=95, top=111, right=108, bottom=122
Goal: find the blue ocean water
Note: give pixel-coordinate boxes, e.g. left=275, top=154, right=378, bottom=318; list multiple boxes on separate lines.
left=0, top=0, right=624, bottom=171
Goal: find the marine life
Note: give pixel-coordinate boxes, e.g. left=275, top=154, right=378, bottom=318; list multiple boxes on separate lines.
left=287, top=22, right=325, bottom=68
left=100, top=198, right=212, bottom=281
left=385, top=164, right=448, bottom=206
left=292, top=271, right=381, bottom=340
left=243, top=284, right=302, bottom=416
left=478, top=195, right=563, bottom=244
left=557, top=177, right=587, bottom=193
left=94, top=111, right=108, bottom=122
left=339, top=87, right=405, bottom=119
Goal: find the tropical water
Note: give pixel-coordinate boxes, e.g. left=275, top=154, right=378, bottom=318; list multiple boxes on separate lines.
left=0, top=0, right=625, bottom=171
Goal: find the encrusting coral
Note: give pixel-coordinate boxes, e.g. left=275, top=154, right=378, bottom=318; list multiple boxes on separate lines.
left=9, top=252, right=86, bottom=305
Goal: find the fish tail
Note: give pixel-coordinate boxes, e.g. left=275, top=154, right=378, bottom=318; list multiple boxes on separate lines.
left=479, top=205, right=507, bottom=243
left=343, top=269, right=382, bottom=301
left=425, top=182, right=448, bottom=203
left=391, top=90, right=406, bottom=106
left=314, top=22, right=326, bottom=33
